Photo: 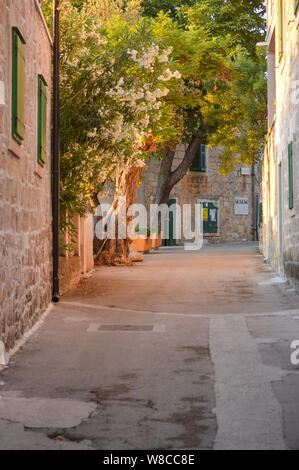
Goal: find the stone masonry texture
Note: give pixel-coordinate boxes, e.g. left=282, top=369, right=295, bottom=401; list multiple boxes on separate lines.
left=261, top=2, right=299, bottom=287
left=136, top=145, right=258, bottom=244
left=0, top=1, right=52, bottom=351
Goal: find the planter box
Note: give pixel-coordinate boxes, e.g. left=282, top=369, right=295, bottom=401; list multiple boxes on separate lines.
left=131, top=232, right=163, bottom=253
left=130, top=236, right=151, bottom=253
left=145, top=238, right=152, bottom=252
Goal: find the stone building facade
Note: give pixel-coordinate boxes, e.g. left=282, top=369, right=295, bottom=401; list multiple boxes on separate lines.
left=136, top=145, right=260, bottom=244
left=261, top=1, right=299, bottom=286
left=0, top=0, right=52, bottom=351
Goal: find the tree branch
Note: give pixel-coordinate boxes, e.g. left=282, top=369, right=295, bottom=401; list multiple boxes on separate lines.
left=169, top=135, right=205, bottom=188
left=154, top=149, right=175, bottom=204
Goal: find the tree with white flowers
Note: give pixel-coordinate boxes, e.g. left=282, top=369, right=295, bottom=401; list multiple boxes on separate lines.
left=43, top=0, right=184, bottom=261
left=42, top=0, right=266, bottom=263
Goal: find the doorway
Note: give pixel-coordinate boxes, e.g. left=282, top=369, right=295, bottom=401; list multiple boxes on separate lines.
left=201, top=200, right=219, bottom=234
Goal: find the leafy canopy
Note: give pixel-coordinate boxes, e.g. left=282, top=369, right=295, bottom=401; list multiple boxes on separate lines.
left=42, top=0, right=267, bottom=223
left=42, top=0, right=183, bottom=225
left=148, top=2, right=267, bottom=171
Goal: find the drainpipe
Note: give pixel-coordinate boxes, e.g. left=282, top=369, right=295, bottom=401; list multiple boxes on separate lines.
left=52, top=0, right=60, bottom=302
left=252, top=164, right=257, bottom=242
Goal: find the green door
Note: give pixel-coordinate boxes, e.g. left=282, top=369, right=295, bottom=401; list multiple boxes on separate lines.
left=202, top=201, right=218, bottom=234
left=163, top=199, right=176, bottom=246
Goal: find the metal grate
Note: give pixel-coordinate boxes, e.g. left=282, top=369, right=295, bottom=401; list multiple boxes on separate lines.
left=99, top=324, right=154, bottom=331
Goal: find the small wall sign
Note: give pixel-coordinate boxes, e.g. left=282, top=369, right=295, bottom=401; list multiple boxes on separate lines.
left=235, top=197, right=249, bottom=215
left=241, top=166, right=251, bottom=176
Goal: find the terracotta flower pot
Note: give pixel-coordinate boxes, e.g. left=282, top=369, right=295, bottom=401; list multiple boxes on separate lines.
left=130, top=232, right=162, bottom=253
left=145, top=237, right=152, bottom=253
left=130, top=235, right=148, bottom=252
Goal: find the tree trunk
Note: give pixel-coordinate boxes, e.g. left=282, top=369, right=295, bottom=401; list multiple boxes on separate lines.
left=154, top=148, right=176, bottom=206
left=97, top=162, right=145, bottom=265
left=155, top=136, right=206, bottom=206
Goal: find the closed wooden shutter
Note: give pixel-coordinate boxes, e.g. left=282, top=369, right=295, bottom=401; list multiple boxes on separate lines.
left=190, top=148, right=200, bottom=172
left=37, top=75, right=47, bottom=166
left=259, top=202, right=263, bottom=226
left=200, top=144, right=206, bottom=171
left=191, top=144, right=206, bottom=172
left=288, top=142, right=294, bottom=210
left=12, top=28, right=25, bottom=143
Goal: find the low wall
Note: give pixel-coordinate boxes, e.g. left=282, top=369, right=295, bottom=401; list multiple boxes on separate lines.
left=59, top=256, right=81, bottom=295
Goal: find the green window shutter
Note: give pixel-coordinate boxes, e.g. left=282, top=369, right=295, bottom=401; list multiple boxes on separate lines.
left=288, top=142, right=294, bottom=209
left=190, top=148, right=201, bottom=172
left=277, top=0, right=283, bottom=62
left=190, top=144, right=206, bottom=172
left=200, top=144, right=206, bottom=172
left=259, top=202, right=263, bottom=226
left=12, top=28, right=25, bottom=144
left=37, top=75, right=47, bottom=166
left=295, top=1, right=299, bottom=14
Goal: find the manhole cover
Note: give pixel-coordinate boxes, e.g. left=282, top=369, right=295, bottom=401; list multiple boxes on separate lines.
left=99, top=325, right=154, bottom=331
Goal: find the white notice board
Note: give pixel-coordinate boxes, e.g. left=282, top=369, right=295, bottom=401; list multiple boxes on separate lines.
left=235, top=197, right=249, bottom=215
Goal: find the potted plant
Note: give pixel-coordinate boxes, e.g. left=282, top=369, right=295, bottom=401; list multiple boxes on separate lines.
left=130, top=225, right=155, bottom=253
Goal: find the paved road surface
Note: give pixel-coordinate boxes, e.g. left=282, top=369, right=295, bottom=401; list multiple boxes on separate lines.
left=0, top=242, right=299, bottom=449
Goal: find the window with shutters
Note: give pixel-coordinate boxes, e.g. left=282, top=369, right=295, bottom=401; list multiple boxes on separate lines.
left=288, top=142, right=294, bottom=210
left=277, top=0, right=284, bottom=62
left=37, top=75, right=47, bottom=166
left=190, top=144, right=206, bottom=172
left=12, top=27, right=26, bottom=144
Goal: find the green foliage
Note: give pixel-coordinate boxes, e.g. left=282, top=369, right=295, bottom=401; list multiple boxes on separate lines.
left=134, top=225, right=156, bottom=237
left=150, top=12, right=233, bottom=144
left=42, top=0, right=267, bottom=227
left=70, top=0, right=86, bottom=8
left=42, top=0, right=181, bottom=228
left=183, top=1, right=266, bottom=57
left=183, top=2, right=267, bottom=171
left=142, top=0, right=194, bottom=18
left=201, top=49, right=267, bottom=173
left=149, top=3, right=267, bottom=172
left=144, top=1, right=266, bottom=56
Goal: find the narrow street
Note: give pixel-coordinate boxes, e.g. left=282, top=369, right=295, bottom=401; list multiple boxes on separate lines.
left=0, top=242, right=299, bottom=450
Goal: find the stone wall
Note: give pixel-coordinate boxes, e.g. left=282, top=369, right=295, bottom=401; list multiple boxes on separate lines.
left=0, top=1, right=52, bottom=350
left=136, top=145, right=258, bottom=244
left=262, top=2, right=299, bottom=286
left=59, top=256, right=81, bottom=296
